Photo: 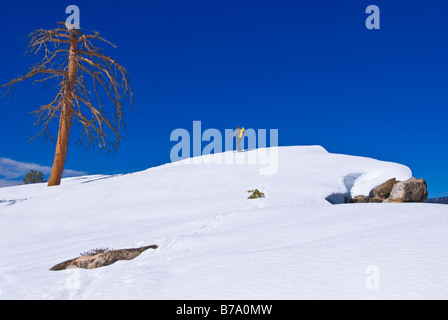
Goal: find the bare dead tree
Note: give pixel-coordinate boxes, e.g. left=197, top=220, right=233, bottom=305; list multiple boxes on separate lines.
left=2, top=23, right=133, bottom=186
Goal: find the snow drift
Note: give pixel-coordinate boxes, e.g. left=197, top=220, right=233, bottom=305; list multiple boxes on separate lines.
left=0, top=146, right=447, bottom=299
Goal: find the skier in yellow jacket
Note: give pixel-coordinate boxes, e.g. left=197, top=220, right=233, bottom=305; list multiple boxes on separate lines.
left=232, top=126, right=246, bottom=152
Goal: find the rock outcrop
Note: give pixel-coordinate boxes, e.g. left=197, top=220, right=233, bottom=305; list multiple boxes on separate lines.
left=50, top=245, right=158, bottom=271
left=348, top=177, right=428, bottom=204
left=350, top=196, right=370, bottom=203
left=384, top=178, right=428, bottom=203
left=371, top=178, right=396, bottom=198
left=248, top=189, right=265, bottom=199
left=369, top=196, right=386, bottom=203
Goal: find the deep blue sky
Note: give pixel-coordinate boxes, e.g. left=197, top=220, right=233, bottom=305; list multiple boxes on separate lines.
left=1, top=0, right=447, bottom=197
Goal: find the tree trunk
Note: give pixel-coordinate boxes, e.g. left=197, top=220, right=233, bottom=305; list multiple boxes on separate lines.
left=48, top=31, right=78, bottom=187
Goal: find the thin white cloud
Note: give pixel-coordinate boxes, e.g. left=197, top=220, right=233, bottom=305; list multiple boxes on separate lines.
left=0, top=157, right=87, bottom=187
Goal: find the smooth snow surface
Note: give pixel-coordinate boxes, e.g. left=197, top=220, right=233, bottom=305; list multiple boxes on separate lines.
left=0, top=146, right=447, bottom=299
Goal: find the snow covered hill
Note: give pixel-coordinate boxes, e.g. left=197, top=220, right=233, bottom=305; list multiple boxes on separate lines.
left=0, top=146, right=447, bottom=299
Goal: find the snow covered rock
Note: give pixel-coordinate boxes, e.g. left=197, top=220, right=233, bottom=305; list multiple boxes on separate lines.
left=347, top=177, right=428, bottom=204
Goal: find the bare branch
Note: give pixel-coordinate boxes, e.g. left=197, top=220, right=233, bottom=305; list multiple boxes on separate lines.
left=2, top=68, right=67, bottom=96
left=78, top=32, right=117, bottom=48
left=2, top=23, right=133, bottom=156
left=29, top=86, right=64, bottom=142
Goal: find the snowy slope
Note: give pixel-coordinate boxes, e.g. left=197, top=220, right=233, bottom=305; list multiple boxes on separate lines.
left=0, top=146, right=447, bottom=299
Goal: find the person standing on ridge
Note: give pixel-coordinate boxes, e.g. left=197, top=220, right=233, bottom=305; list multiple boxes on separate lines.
left=232, top=126, right=246, bottom=152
